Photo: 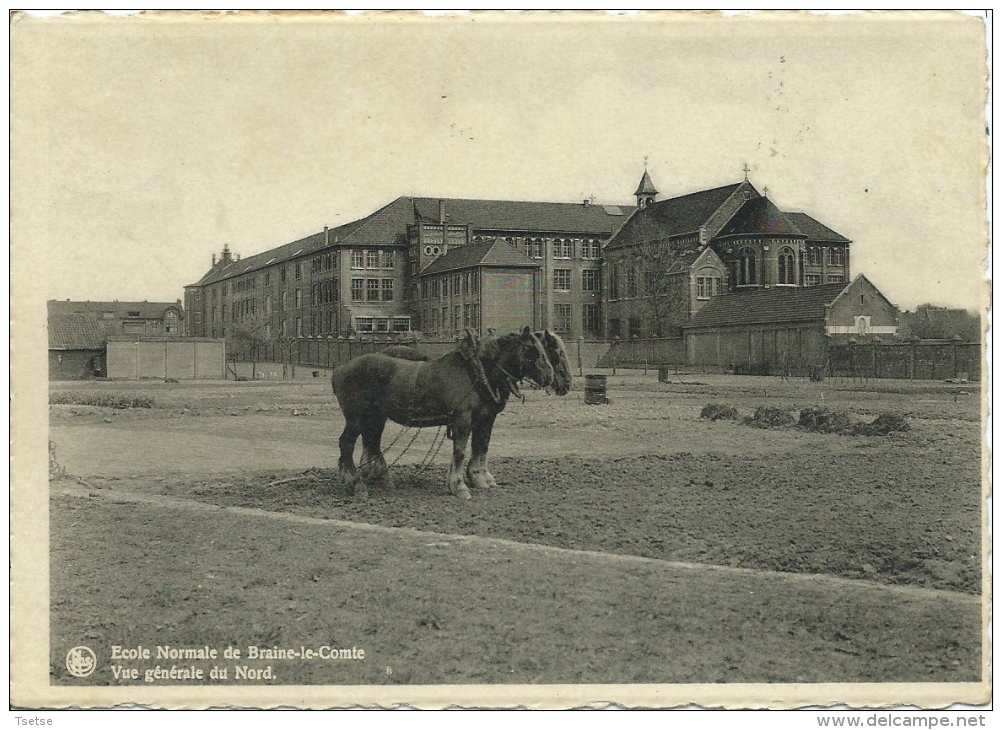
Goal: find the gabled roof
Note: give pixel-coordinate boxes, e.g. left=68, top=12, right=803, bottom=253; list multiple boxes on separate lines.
left=49, top=313, right=106, bottom=350
left=687, top=282, right=848, bottom=329
left=634, top=170, right=659, bottom=196
left=47, top=300, right=181, bottom=318
left=715, top=197, right=805, bottom=238
left=411, top=197, right=633, bottom=235
left=420, top=238, right=539, bottom=276
left=784, top=212, right=851, bottom=244
left=606, top=183, right=744, bottom=250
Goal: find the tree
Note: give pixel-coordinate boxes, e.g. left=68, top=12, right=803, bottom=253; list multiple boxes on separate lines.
left=899, top=304, right=981, bottom=342
left=614, top=215, right=696, bottom=338
left=227, top=312, right=273, bottom=380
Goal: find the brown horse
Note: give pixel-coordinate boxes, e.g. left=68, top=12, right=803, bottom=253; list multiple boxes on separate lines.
left=331, top=327, right=555, bottom=499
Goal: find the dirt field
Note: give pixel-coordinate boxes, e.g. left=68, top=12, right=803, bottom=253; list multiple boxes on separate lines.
left=47, top=372, right=985, bottom=687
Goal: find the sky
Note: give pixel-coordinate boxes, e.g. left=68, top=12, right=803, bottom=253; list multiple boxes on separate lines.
left=12, top=11, right=990, bottom=313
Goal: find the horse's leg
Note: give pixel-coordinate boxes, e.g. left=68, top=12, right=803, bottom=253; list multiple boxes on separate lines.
left=338, top=419, right=368, bottom=499
left=361, top=417, right=393, bottom=490
left=466, top=412, right=499, bottom=490
left=447, top=412, right=472, bottom=500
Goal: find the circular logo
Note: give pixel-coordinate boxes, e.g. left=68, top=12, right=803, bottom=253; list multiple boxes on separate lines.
left=65, top=646, right=97, bottom=678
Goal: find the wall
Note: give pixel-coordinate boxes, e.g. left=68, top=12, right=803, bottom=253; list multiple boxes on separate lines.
left=685, top=323, right=828, bottom=375
left=597, top=337, right=686, bottom=368
left=107, top=339, right=226, bottom=380
left=49, top=350, right=104, bottom=380
left=828, top=340, right=981, bottom=380
left=481, top=270, right=536, bottom=334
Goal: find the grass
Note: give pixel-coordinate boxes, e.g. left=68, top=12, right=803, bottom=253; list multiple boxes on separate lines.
left=49, top=392, right=155, bottom=409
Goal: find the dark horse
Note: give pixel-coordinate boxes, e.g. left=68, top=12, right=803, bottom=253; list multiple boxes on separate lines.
left=331, top=327, right=556, bottom=499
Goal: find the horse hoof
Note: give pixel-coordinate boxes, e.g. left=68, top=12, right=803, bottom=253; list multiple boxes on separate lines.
left=455, top=487, right=471, bottom=500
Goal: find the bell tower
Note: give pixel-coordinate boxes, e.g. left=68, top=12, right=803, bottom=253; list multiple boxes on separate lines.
left=634, top=161, right=659, bottom=209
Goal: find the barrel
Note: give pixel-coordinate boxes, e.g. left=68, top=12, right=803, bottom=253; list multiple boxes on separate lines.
left=584, top=374, right=608, bottom=405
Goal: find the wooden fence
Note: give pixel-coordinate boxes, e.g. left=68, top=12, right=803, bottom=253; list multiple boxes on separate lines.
left=827, top=339, right=981, bottom=381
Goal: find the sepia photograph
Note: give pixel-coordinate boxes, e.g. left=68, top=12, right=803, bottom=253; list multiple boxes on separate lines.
left=10, top=10, right=990, bottom=709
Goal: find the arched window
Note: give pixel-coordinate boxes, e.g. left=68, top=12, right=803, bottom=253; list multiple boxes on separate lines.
left=738, top=247, right=757, bottom=285
left=778, top=247, right=796, bottom=285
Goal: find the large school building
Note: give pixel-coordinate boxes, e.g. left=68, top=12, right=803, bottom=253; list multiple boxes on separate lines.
left=183, top=171, right=886, bottom=348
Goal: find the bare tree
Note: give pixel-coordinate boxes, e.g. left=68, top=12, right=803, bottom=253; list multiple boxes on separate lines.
left=227, top=312, right=273, bottom=380
left=615, top=215, right=696, bottom=338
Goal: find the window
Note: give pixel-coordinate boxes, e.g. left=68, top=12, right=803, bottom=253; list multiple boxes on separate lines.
left=582, top=239, right=601, bottom=260
left=583, top=304, right=600, bottom=335
left=280, top=291, right=287, bottom=311
left=582, top=269, right=600, bottom=292
left=367, top=279, right=381, bottom=301
left=295, top=317, right=303, bottom=337
left=352, top=250, right=365, bottom=269
left=827, top=274, right=845, bottom=284
left=525, top=237, right=544, bottom=259
left=366, top=250, right=380, bottom=269
left=778, top=247, right=796, bottom=285
left=431, top=279, right=440, bottom=298
left=827, top=247, right=845, bottom=266
left=453, top=274, right=461, bottom=295
left=554, top=269, right=572, bottom=291
left=738, top=247, right=757, bottom=285
left=355, top=316, right=373, bottom=333
left=609, top=318, right=621, bottom=339
left=264, top=272, right=271, bottom=287
left=807, top=247, right=822, bottom=267
left=462, top=273, right=470, bottom=294
left=351, top=278, right=364, bottom=301
left=453, top=306, right=461, bottom=330
left=470, top=304, right=479, bottom=331
left=312, top=283, right=321, bottom=306
left=609, top=262, right=620, bottom=299
left=311, top=257, right=321, bottom=275
left=471, top=273, right=479, bottom=294
left=295, top=262, right=302, bottom=280
left=421, top=280, right=429, bottom=299
left=554, top=239, right=572, bottom=259
left=375, top=317, right=390, bottom=333
left=805, top=274, right=822, bottom=287
left=554, top=304, right=572, bottom=333
left=381, top=250, right=395, bottom=269
left=392, top=316, right=411, bottom=333
left=463, top=304, right=471, bottom=327
left=311, top=313, right=318, bottom=336
left=626, top=267, right=638, bottom=298
left=381, top=279, right=394, bottom=301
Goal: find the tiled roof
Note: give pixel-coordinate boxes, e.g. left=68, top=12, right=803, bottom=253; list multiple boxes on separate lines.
left=634, top=170, right=658, bottom=196
left=411, top=197, right=633, bottom=235
left=715, top=197, right=805, bottom=238
left=47, top=300, right=181, bottom=318
left=784, top=212, right=851, bottom=243
left=606, top=183, right=744, bottom=250
left=195, top=197, right=414, bottom=286
left=687, top=283, right=848, bottom=329
left=191, top=195, right=634, bottom=288
left=48, top=313, right=106, bottom=350
left=420, top=238, right=539, bottom=276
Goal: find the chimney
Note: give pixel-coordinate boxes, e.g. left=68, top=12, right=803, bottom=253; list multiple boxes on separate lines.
left=221, top=245, right=233, bottom=265
left=582, top=199, right=591, bottom=207
left=324, top=225, right=329, bottom=247
left=439, top=199, right=446, bottom=223
left=212, top=253, right=217, bottom=266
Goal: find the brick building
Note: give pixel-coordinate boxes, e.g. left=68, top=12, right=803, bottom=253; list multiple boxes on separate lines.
left=183, top=170, right=873, bottom=353
left=185, top=196, right=632, bottom=341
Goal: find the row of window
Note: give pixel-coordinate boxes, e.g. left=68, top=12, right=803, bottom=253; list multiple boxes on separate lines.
left=465, top=236, right=601, bottom=260
left=421, top=271, right=482, bottom=299
left=351, top=249, right=396, bottom=270
left=350, top=278, right=395, bottom=302
left=421, top=304, right=482, bottom=334
left=696, top=276, right=723, bottom=300
left=807, top=246, right=846, bottom=267
left=354, top=316, right=412, bottom=334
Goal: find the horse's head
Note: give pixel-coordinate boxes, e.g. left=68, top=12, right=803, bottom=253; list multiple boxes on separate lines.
left=515, top=326, right=554, bottom=389
left=537, top=330, right=572, bottom=396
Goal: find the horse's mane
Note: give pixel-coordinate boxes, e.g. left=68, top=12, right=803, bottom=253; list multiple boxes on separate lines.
left=475, top=332, right=521, bottom=365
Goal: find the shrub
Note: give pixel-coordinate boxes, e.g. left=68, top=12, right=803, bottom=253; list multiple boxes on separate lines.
left=700, top=403, right=738, bottom=421
left=49, top=392, right=155, bottom=409
left=745, top=406, right=795, bottom=428
left=798, top=407, right=852, bottom=434
left=853, top=412, right=910, bottom=436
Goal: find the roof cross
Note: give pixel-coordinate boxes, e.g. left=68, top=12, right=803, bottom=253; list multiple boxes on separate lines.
left=742, top=163, right=750, bottom=181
